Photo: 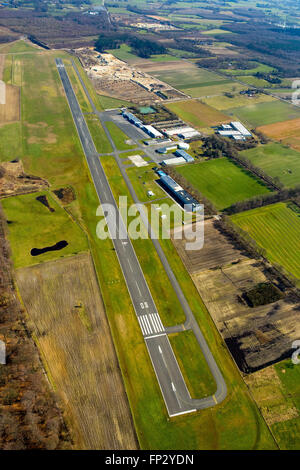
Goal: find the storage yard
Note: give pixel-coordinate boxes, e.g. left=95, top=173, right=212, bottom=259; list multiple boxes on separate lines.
left=75, top=48, right=186, bottom=104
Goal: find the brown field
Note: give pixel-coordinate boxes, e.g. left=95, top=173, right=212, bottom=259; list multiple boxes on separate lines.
left=16, top=253, right=138, bottom=450
left=172, top=219, right=247, bottom=273
left=137, top=60, right=196, bottom=73
left=166, top=99, right=231, bottom=129
left=0, top=84, right=20, bottom=123
left=258, top=118, right=300, bottom=152
left=172, top=220, right=300, bottom=372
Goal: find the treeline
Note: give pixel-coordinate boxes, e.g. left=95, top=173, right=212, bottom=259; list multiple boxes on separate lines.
left=219, top=22, right=300, bottom=76
left=196, top=57, right=257, bottom=71
left=0, top=206, right=70, bottom=449
left=95, top=33, right=166, bottom=58
left=201, top=134, right=282, bottom=190
left=224, top=186, right=300, bottom=215
left=215, top=215, right=266, bottom=259
left=162, top=166, right=218, bottom=215
left=255, top=72, right=281, bottom=84
left=201, top=134, right=257, bottom=160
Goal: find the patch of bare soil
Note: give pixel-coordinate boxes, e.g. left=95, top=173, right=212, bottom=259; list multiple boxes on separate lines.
left=0, top=205, right=71, bottom=450
left=172, top=219, right=300, bottom=372
left=0, top=160, right=50, bottom=198
left=16, top=253, right=138, bottom=450
left=53, top=186, right=76, bottom=205
left=0, top=84, right=20, bottom=123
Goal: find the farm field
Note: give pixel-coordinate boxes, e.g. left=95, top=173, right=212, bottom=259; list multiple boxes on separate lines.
left=165, top=99, right=230, bottom=129
left=183, top=81, right=247, bottom=98
left=173, top=219, right=300, bottom=373
left=1, top=191, right=88, bottom=269
left=258, top=118, right=300, bottom=153
left=245, top=360, right=300, bottom=450
left=236, top=75, right=271, bottom=88
left=148, top=64, right=226, bottom=90
left=16, top=253, right=138, bottom=450
left=202, top=92, right=275, bottom=111
left=220, top=61, right=275, bottom=76
left=240, top=142, right=300, bottom=188
left=227, top=100, right=300, bottom=128
left=176, top=158, right=271, bottom=211
left=0, top=84, right=19, bottom=123
left=232, top=203, right=300, bottom=280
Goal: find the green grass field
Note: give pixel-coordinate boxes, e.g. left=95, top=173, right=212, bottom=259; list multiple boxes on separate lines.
left=0, top=123, right=22, bottom=161
left=183, top=81, right=247, bottom=98
left=202, top=93, right=275, bottom=111
left=170, top=330, right=216, bottom=398
left=105, top=121, right=136, bottom=150
left=220, top=61, right=275, bottom=77
left=232, top=202, right=300, bottom=279
left=227, top=100, right=300, bottom=128
left=166, top=99, right=230, bottom=128
left=240, top=142, right=300, bottom=188
left=2, top=192, right=88, bottom=268
left=98, top=94, right=133, bottom=109
left=176, top=158, right=271, bottom=210
left=150, top=66, right=225, bottom=90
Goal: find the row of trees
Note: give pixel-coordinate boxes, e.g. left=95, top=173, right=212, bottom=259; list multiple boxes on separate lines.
left=201, top=134, right=283, bottom=191
left=224, top=186, right=300, bottom=215
left=95, top=33, right=166, bottom=58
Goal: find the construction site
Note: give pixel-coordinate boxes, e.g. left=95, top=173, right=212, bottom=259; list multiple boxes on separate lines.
left=74, top=48, right=186, bottom=104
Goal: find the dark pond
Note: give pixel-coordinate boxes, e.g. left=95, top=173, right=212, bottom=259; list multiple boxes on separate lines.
left=31, top=240, right=68, bottom=256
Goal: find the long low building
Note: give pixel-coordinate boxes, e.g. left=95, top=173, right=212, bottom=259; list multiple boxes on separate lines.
left=142, top=125, right=163, bottom=138
left=161, top=157, right=187, bottom=166
left=216, top=121, right=252, bottom=140
left=174, top=149, right=194, bottom=163
left=156, top=170, right=201, bottom=212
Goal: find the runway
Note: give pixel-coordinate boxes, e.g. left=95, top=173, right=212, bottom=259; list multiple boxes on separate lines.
left=56, top=58, right=227, bottom=417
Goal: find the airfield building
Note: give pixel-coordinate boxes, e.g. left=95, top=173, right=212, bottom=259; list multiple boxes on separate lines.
left=156, top=170, right=201, bottom=212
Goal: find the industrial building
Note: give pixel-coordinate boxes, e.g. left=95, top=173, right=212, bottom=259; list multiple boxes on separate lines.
left=142, top=125, right=163, bottom=139
left=163, top=126, right=200, bottom=138
left=122, top=110, right=143, bottom=127
left=156, top=170, right=201, bottom=212
left=161, top=157, right=187, bottom=166
left=122, top=110, right=163, bottom=139
left=174, top=149, right=194, bottom=163
left=216, top=121, right=252, bottom=140
left=156, top=145, right=178, bottom=154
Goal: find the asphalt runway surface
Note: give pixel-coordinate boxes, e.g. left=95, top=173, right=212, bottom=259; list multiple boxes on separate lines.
left=56, top=58, right=227, bottom=416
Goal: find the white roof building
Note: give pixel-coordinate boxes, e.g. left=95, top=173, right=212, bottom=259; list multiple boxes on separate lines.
left=143, top=125, right=163, bottom=138
left=161, top=157, right=186, bottom=167
left=231, top=121, right=252, bottom=136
